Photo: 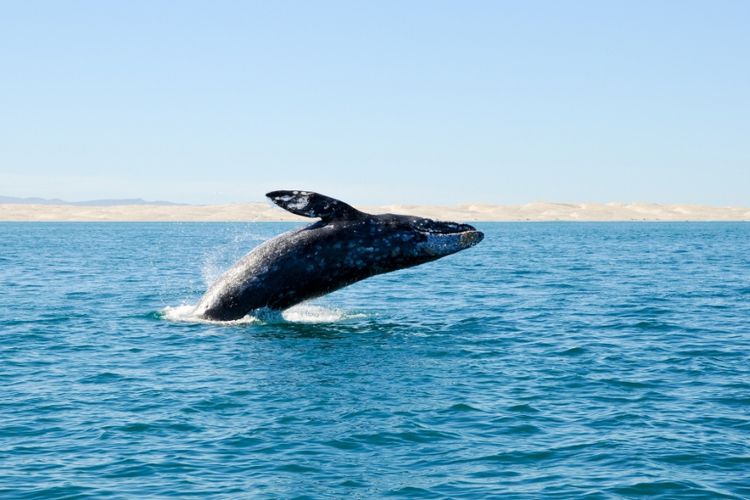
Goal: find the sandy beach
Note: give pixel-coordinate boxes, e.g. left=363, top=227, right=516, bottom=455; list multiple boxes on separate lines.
left=1, top=202, right=748, bottom=222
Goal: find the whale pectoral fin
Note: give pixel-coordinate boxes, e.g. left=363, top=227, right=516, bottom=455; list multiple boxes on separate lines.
left=266, top=190, right=365, bottom=221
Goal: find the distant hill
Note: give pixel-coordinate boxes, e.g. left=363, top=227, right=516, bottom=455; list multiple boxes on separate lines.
left=0, top=196, right=185, bottom=206
left=2, top=200, right=748, bottom=222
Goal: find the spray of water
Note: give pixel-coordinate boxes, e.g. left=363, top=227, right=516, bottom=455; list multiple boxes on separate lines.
left=161, top=303, right=361, bottom=325
left=163, top=224, right=364, bottom=325
left=201, top=227, right=268, bottom=286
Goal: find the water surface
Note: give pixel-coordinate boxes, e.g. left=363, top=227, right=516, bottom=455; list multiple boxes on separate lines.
left=1, top=222, right=749, bottom=498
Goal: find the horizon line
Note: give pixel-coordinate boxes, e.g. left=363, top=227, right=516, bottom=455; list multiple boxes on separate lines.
left=2, top=195, right=749, bottom=209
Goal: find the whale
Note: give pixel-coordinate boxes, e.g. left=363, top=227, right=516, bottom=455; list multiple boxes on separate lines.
left=194, top=190, right=484, bottom=321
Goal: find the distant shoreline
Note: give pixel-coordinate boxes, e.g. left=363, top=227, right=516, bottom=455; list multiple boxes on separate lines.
left=1, top=203, right=748, bottom=222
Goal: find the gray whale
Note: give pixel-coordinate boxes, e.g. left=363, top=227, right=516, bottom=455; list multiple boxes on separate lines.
left=195, top=190, right=483, bottom=321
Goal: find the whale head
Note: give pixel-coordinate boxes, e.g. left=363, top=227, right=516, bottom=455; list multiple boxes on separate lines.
left=372, top=214, right=484, bottom=268
left=267, top=189, right=484, bottom=271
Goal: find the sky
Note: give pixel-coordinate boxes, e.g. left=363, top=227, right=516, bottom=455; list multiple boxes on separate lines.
left=1, top=1, right=748, bottom=205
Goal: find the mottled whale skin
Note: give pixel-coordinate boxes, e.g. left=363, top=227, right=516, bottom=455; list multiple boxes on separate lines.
left=194, top=191, right=484, bottom=321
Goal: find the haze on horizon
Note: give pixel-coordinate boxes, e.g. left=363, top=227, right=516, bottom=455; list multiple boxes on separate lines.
left=1, top=1, right=748, bottom=206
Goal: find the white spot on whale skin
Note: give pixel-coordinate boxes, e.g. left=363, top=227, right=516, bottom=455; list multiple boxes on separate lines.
left=274, top=192, right=311, bottom=212
left=288, top=195, right=310, bottom=211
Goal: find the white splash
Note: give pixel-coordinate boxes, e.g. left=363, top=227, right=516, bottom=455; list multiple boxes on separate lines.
left=161, top=303, right=359, bottom=325
left=281, top=304, right=348, bottom=323
left=162, top=304, right=262, bottom=325
left=201, top=229, right=268, bottom=286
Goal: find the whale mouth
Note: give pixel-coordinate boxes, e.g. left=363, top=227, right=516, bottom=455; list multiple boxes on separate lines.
left=418, top=221, right=484, bottom=256
left=459, top=229, right=484, bottom=247
left=414, top=219, right=478, bottom=234
left=418, top=221, right=483, bottom=242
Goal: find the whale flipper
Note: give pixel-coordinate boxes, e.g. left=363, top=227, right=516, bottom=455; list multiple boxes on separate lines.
left=266, top=190, right=365, bottom=221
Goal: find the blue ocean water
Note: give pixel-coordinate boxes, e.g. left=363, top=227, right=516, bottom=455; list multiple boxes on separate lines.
left=1, top=222, right=749, bottom=498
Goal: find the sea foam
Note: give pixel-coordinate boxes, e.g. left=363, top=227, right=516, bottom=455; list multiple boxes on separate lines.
left=161, top=303, right=355, bottom=325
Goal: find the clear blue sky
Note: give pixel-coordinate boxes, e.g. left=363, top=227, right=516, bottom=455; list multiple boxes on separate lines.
left=2, top=1, right=748, bottom=205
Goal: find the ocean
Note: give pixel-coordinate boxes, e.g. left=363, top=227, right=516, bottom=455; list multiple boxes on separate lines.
left=1, top=222, right=749, bottom=498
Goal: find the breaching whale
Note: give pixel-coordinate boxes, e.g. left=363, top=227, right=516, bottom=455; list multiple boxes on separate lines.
left=194, top=190, right=484, bottom=321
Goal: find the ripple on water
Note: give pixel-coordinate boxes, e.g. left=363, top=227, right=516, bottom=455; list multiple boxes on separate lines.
left=1, top=222, right=750, bottom=497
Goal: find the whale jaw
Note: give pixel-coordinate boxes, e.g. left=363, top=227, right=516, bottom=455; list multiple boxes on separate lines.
left=421, top=228, right=483, bottom=257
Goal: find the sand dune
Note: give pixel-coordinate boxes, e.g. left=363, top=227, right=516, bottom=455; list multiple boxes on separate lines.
left=1, top=202, right=748, bottom=222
